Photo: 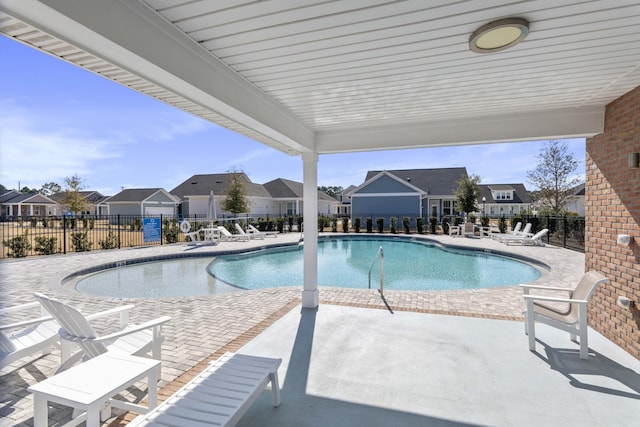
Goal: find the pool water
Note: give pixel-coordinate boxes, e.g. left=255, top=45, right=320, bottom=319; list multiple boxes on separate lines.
left=209, top=238, right=540, bottom=291
left=74, top=237, right=540, bottom=298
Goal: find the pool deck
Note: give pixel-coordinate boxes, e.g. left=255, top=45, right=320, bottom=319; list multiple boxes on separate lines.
left=2, top=233, right=639, bottom=426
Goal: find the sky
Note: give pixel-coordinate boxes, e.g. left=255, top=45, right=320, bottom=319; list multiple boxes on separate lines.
left=0, top=36, right=586, bottom=196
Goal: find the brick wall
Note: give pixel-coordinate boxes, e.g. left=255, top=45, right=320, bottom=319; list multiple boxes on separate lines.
left=586, top=85, right=640, bottom=360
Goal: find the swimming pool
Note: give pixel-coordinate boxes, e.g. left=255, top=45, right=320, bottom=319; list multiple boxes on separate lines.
left=73, top=237, right=541, bottom=298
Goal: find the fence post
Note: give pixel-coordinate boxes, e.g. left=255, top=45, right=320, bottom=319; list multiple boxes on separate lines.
left=563, top=215, right=567, bottom=248
left=117, top=215, right=121, bottom=249
left=160, top=214, right=164, bottom=245
left=63, top=216, right=67, bottom=254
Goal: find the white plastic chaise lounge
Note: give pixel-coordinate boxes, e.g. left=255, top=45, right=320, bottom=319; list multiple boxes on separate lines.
left=502, top=228, right=548, bottom=246
left=1, top=301, right=60, bottom=372
left=218, top=225, right=249, bottom=242
left=521, top=271, right=609, bottom=359
left=129, top=352, right=282, bottom=427
left=492, top=221, right=522, bottom=240
left=34, top=293, right=171, bottom=373
left=234, top=223, right=264, bottom=240
left=496, top=223, right=532, bottom=242
left=248, top=224, right=278, bottom=238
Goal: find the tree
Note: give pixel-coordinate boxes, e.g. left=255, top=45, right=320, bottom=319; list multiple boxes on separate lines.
left=62, top=173, right=90, bottom=215
left=0, top=183, right=6, bottom=191
left=526, top=140, right=581, bottom=215
left=318, top=185, right=343, bottom=199
left=221, top=169, right=250, bottom=215
left=455, top=174, right=482, bottom=219
left=20, top=186, right=37, bottom=193
left=40, top=182, right=62, bottom=196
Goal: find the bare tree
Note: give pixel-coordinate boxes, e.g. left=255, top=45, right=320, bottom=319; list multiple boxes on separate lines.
left=526, top=140, right=582, bottom=215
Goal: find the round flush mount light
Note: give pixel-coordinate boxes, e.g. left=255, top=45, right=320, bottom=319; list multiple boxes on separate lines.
left=469, top=18, right=529, bottom=54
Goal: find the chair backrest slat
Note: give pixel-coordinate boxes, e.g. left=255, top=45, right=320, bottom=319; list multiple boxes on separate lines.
left=34, top=293, right=108, bottom=358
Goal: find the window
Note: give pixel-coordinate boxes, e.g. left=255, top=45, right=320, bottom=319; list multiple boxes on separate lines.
left=443, top=200, right=457, bottom=216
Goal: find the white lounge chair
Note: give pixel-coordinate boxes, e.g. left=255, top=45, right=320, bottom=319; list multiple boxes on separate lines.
left=496, top=223, right=532, bottom=242
left=1, top=302, right=60, bottom=372
left=218, top=225, right=249, bottom=242
left=503, top=228, right=548, bottom=246
left=248, top=224, right=278, bottom=238
left=129, top=352, right=281, bottom=427
left=235, top=222, right=264, bottom=240
left=492, top=221, right=522, bottom=240
left=448, top=224, right=461, bottom=237
left=34, top=293, right=171, bottom=373
left=521, top=271, right=609, bottom=359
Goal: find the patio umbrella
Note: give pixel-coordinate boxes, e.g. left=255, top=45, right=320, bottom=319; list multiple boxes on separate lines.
left=208, top=190, right=217, bottom=221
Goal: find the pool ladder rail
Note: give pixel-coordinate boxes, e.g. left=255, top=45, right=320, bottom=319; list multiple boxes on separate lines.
left=368, top=246, right=384, bottom=294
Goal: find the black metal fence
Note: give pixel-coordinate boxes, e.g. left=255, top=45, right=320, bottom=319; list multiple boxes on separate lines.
left=1, top=213, right=584, bottom=259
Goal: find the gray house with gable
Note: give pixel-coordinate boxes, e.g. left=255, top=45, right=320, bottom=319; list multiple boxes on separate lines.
left=351, top=168, right=468, bottom=223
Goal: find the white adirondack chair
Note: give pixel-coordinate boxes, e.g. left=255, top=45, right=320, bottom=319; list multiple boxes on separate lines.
left=34, top=293, right=171, bottom=373
left=1, top=301, right=61, bottom=371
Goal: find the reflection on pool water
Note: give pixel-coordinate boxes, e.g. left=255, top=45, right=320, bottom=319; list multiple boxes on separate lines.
left=74, top=237, right=541, bottom=298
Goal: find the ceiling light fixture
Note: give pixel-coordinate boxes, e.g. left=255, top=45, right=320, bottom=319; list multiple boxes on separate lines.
left=469, top=18, right=529, bottom=54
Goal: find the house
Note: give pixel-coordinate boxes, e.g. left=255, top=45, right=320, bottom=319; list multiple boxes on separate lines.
left=106, top=188, right=179, bottom=221
left=336, top=185, right=357, bottom=216
left=0, top=189, right=59, bottom=218
left=48, top=191, right=110, bottom=216
left=263, top=178, right=339, bottom=217
left=171, top=173, right=338, bottom=219
left=351, top=168, right=467, bottom=223
left=565, top=183, right=585, bottom=216
left=478, top=184, right=533, bottom=217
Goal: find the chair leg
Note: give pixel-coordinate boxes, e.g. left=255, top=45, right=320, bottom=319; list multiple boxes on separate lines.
left=578, top=304, right=589, bottom=360
left=269, top=371, right=281, bottom=407
left=525, top=300, right=536, bottom=352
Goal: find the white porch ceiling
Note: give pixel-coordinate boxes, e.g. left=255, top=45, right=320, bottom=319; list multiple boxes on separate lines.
left=1, top=0, right=639, bottom=155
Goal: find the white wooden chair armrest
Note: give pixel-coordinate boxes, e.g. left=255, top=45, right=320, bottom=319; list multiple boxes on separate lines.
left=0, top=315, right=54, bottom=331
left=59, top=316, right=171, bottom=343
left=520, top=284, right=573, bottom=293
left=522, top=295, right=588, bottom=305
left=84, top=304, right=135, bottom=320
left=0, top=301, right=40, bottom=314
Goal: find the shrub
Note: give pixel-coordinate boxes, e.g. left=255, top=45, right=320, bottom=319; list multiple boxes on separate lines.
left=287, top=216, right=294, bottom=232
left=402, top=217, right=411, bottom=234
left=390, top=217, right=398, bottom=234
left=341, top=217, right=349, bottom=233
left=131, top=217, right=143, bottom=232
left=89, top=218, right=95, bottom=230
left=296, top=216, right=303, bottom=232
left=429, top=217, right=437, bottom=234
left=98, top=226, right=120, bottom=250
left=3, top=232, right=32, bottom=258
left=441, top=217, right=450, bottom=235
left=71, top=231, right=92, bottom=252
left=376, top=217, right=384, bottom=233
left=34, top=236, right=58, bottom=255
left=498, top=216, right=507, bottom=233
left=276, top=218, right=285, bottom=233
left=366, top=217, right=373, bottom=233
left=163, top=219, right=179, bottom=243
left=331, top=217, right=338, bottom=232
left=416, top=217, right=424, bottom=234
left=468, top=214, right=476, bottom=224
left=30, top=217, right=38, bottom=227
left=42, top=218, right=48, bottom=228
left=354, top=217, right=361, bottom=233
left=481, top=215, right=490, bottom=227
left=82, top=218, right=89, bottom=229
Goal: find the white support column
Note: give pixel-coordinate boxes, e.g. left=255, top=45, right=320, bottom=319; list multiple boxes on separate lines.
left=302, top=152, right=319, bottom=308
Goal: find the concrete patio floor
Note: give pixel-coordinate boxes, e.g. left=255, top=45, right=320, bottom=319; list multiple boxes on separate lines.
left=2, top=233, right=638, bottom=426
left=237, top=304, right=640, bottom=427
